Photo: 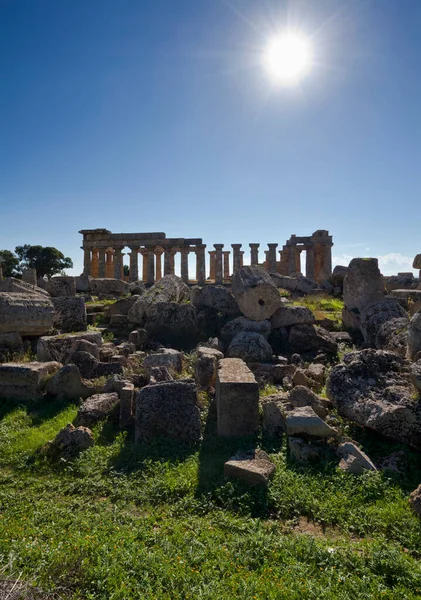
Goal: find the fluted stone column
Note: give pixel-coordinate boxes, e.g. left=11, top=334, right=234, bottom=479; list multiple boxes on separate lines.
left=114, top=248, right=124, bottom=280
left=164, top=248, right=172, bottom=276
left=223, top=251, right=230, bottom=280
left=105, top=250, right=114, bottom=278
left=267, top=244, right=278, bottom=273
left=170, top=249, right=177, bottom=275
left=209, top=251, right=216, bottom=281
left=138, top=249, right=148, bottom=282
left=305, top=247, right=315, bottom=280
left=82, top=247, right=91, bottom=277
left=214, top=244, right=224, bottom=285
left=264, top=251, right=269, bottom=270
left=195, top=244, right=206, bottom=285
left=98, top=248, right=106, bottom=278
left=129, top=247, right=139, bottom=282
left=231, top=244, right=242, bottom=273
left=249, top=243, right=259, bottom=266
left=240, top=251, right=245, bottom=267
left=146, top=247, right=155, bottom=286
left=155, top=248, right=163, bottom=281
left=91, top=249, right=99, bottom=277
left=181, top=247, right=189, bottom=283
left=287, top=246, right=296, bottom=275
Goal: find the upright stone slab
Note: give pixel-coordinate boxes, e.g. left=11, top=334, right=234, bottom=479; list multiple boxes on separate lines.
left=343, top=258, right=385, bottom=314
left=216, top=358, right=259, bottom=437
left=52, top=297, right=87, bottom=333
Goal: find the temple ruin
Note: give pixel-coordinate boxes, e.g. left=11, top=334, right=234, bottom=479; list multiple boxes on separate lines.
left=79, top=229, right=333, bottom=285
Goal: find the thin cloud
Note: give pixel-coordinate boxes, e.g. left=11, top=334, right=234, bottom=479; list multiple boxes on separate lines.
left=332, top=253, right=417, bottom=276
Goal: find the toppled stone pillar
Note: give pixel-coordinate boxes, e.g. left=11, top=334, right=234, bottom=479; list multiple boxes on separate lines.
left=180, top=247, right=189, bottom=283
left=195, top=244, right=206, bottom=285
left=223, top=251, right=230, bottom=280
left=209, top=251, right=216, bottom=281
left=82, top=248, right=91, bottom=277
left=232, top=244, right=242, bottom=273
left=129, top=247, right=139, bottom=282
left=232, top=265, right=281, bottom=321
left=267, top=244, right=278, bottom=273
left=249, top=243, right=259, bottom=265
left=22, top=269, right=37, bottom=286
left=113, top=248, right=124, bottom=280
left=216, top=358, right=259, bottom=437
left=214, top=245, right=224, bottom=285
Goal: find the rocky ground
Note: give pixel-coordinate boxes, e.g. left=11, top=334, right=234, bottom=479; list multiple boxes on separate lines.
left=0, top=261, right=421, bottom=598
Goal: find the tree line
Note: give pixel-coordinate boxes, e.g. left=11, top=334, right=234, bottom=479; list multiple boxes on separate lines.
left=0, top=245, right=73, bottom=279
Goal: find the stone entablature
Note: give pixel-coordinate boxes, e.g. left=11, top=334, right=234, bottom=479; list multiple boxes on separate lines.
left=79, top=229, right=333, bottom=286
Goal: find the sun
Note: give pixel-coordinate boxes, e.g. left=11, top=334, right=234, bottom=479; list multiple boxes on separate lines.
left=264, top=33, right=312, bottom=85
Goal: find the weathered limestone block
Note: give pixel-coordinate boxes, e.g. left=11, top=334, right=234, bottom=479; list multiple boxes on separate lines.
left=0, top=292, right=55, bottom=336
left=261, top=393, right=288, bottom=438
left=90, top=278, right=129, bottom=297
left=195, top=346, right=224, bottom=389
left=232, top=265, right=281, bottom=321
left=143, top=349, right=183, bottom=373
left=37, top=332, right=102, bottom=363
left=224, top=450, right=276, bottom=486
left=0, top=361, right=61, bottom=400
left=46, top=364, right=94, bottom=400
left=69, top=338, right=100, bottom=361
left=375, top=317, right=409, bottom=357
left=332, top=265, right=348, bottom=288
left=128, top=275, right=190, bottom=324
left=327, top=349, right=421, bottom=448
left=190, top=285, right=240, bottom=317
left=227, top=332, right=273, bottom=363
left=135, top=380, right=201, bottom=443
left=216, top=358, right=259, bottom=437
left=271, top=273, right=316, bottom=294
left=142, top=303, right=212, bottom=350
left=105, top=296, right=139, bottom=318
left=343, top=258, right=385, bottom=329
left=385, top=275, right=417, bottom=293
left=284, top=406, right=338, bottom=438
left=0, top=277, right=50, bottom=297
left=52, top=297, right=87, bottom=333
left=38, top=276, right=76, bottom=298
left=289, top=385, right=330, bottom=419
left=337, top=441, right=377, bottom=475
left=411, top=361, right=421, bottom=392
left=288, top=437, right=325, bottom=463
left=271, top=305, right=315, bottom=328
left=408, top=310, right=421, bottom=360
left=75, top=275, right=92, bottom=293
left=74, top=392, right=119, bottom=428
left=22, top=268, right=37, bottom=286
left=360, top=299, right=408, bottom=347
left=42, top=424, right=94, bottom=459
left=410, top=483, right=421, bottom=517
left=289, top=324, right=338, bottom=356
left=413, top=255, right=421, bottom=269
left=220, top=317, right=272, bottom=344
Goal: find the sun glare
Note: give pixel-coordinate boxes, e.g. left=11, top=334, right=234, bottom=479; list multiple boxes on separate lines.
left=264, top=33, right=312, bottom=85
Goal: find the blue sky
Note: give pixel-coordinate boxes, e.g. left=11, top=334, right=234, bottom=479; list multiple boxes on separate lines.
left=1, top=0, right=420, bottom=276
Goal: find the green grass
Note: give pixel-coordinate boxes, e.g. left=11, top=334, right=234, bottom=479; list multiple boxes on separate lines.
left=1, top=399, right=421, bottom=598
left=291, top=294, right=344, bottom=331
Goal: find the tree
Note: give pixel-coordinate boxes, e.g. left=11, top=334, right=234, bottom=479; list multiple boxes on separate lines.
left=0, top=249, right=19, bottom=277
left=15, top=245, right=73, bottom=279
left=123, top=264, right=130, bottom=277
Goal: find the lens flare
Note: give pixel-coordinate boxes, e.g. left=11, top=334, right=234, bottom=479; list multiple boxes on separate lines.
left=264, top=33, right=312, bottom=84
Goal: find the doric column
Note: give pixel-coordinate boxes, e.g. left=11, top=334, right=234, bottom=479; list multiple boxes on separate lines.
left=223, top=251, right=230, bottom=280
left=114, top=248, right=124, bottom=280
left=139, top=249, right=147, bottom=282
left=231, top=244, right=242, bottom=273
left=264, top=251, right=269, bottom=270
left=91, top=249, right=99, bottom=278
left=287, top=246, right=296, bottom=275
left=164, top=248, right=172, bottom=276
left=129, top=247, right=139, bottom=282
left=240, top=251, right=244, bottom=267
left=295, top=248, right=301, bottom=274
left=279, top=247, right=288, bottom=275
left=170, top=248, right=177, bottom=275
left=195, top=244, right=206, bottom=285
left=267, top=243, right=278, bottom=273
left=249, top=243, right=259, bottom=265
left=147, top=247, right=155, bottom=286
left=180, top=247, right=189, bottom=283
left=105, top=250, right=114, bottom=278
left=82, top=247, right=91, bottom=277
left=305, top=247, right=315, bottom=280
left=209, top=251, right=216, bottom=280
left=214, top=244, right=224, bottom=285
left=155, top=247, right=163, bottom=281
left=98, top=248, right=106, bottom=278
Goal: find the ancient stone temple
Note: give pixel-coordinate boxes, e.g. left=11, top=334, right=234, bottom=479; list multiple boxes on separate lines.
left=79, top=229, right=333, bottom=285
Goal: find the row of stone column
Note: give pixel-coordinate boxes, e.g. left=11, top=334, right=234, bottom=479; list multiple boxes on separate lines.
left=82, top=242, right=282, bottom=285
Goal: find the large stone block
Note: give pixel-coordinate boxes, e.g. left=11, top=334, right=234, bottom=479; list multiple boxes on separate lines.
left=37, top=332, right=102, bottom=363
left=195, top=346, right=223, bottom=390
left=270, top=305, right=315, bottom=328
left=0, top=277, right=50, bottom=297
left=0, top=361, right=61, bottom=400
left=38, top=276, right=76, bottom=298
left=135, top=380, right=201, bottom=443
left=190, top=285, right=240, bottom=317
left=0, top=292, right=55, bottom=336
left=216, top=358, right=259, bottom=437
left=408, top=310, right=421, bottom=361
left=343, top=258, right=385, bottom=316
left=232, top=266, right=281, bottom=321
left=90, top=278, right=129, bottom=297
left=52, top=297, right=87, bottom=333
